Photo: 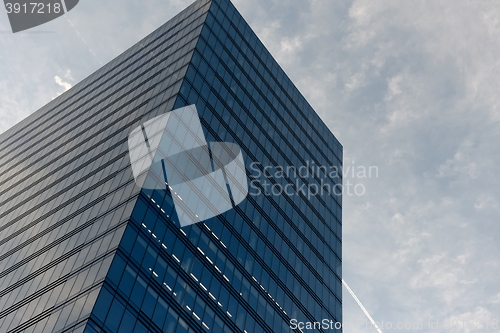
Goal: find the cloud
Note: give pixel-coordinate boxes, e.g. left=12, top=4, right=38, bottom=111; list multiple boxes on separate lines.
left=54, top=75, right=72, bottom=91
left=489, top=293, right=500, bottom=305
left=443, top=307, right=495, bottom=333
left=53, top=69, right=74, bottom=98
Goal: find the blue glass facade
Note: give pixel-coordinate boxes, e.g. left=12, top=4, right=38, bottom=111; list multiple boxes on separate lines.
left=0, top=0, right=341, bottom=332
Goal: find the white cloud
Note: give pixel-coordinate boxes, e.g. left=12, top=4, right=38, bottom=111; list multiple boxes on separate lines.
left=54, top=75, right=72, bottom=92
left=435, top=142, right=479, bottom=180
left=344, top=71, right=365, bottom=92
left=409, top=253, right=476, bottom=304
left=443, top=307, right=495, bottom=333
left=489, top=293, right=500, bottom=304
left=384, top=75, right=402, bottom=101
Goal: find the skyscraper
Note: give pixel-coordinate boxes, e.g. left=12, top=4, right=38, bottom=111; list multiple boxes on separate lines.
left=0, top=0, right=343, bottom=332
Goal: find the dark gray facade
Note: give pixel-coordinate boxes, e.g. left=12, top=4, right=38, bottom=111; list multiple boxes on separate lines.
left=0, top=0, right=342, bottom=332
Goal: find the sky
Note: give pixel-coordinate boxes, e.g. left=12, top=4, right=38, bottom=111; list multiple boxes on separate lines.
left=1, top=0, right=500, bottom=332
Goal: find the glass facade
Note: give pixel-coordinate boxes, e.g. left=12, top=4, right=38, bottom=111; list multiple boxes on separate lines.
left=0, top=0, right=342, bottom=332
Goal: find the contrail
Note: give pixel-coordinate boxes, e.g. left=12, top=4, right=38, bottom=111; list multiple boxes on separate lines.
left=66, top=18, right=102, bottom=65
left=342, top=279, right=384, bottom=333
